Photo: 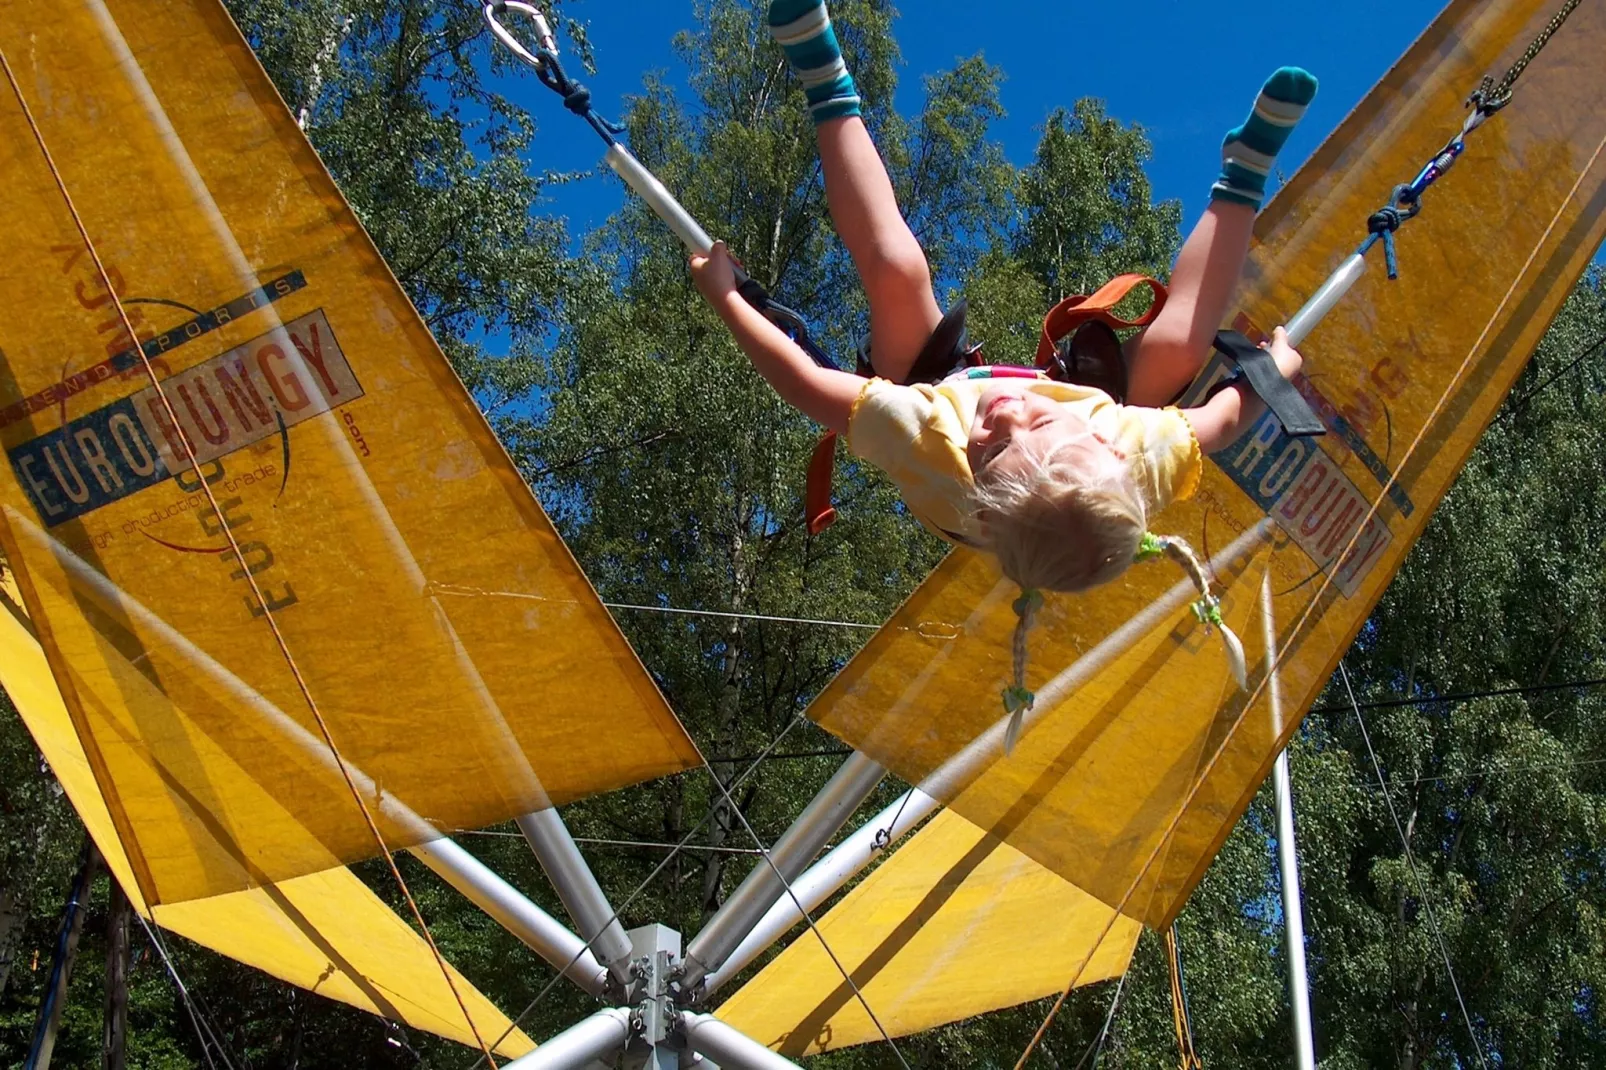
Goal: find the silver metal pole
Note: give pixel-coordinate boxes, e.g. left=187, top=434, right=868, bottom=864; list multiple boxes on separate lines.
left=501, top=1008, right=634, bottom=1070
left=410, top=838, right=611, bottom=998
left=606, top=143, right=715, bottom=255
left=681, top=1013, right=806, bottom=1070
left=5, top=514, right=615, bottom=1001
left=679, top=752, right=885, bottom=991
left=517, top=810, right=636, bottom=981
left=699, top=522, right=1275, bottom=999
left=923, top=521, right=1275, bottom=801
left=1260, top=577, right=1316, bottom=1070
left=701, top=787, right=939, bottom=997
left=1273, top=752, right=1316, bottom=1070
left=1284, top=252, right=1367, bottom=347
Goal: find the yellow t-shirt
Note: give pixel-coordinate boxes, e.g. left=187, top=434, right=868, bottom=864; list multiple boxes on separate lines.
left=846, top=375, right=1202, bottom=544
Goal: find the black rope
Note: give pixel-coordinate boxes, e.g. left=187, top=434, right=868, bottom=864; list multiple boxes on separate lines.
left=1500, top=328, right=1606, bottom=418
left=1474, top=0, right=1586, bottom=111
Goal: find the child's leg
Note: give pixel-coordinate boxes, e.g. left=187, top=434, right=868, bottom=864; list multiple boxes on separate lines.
left=770, top=1, right=942, bottom=382
left=1125, top=68, right=1317, bottom=407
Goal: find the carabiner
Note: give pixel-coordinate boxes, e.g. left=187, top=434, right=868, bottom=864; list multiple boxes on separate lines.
left=483, top=1, right=557, bottom=72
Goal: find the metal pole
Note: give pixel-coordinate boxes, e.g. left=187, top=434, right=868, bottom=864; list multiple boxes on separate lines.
left=517, top=810, right=636, bottom=981
left=25, top=844, right=96, bottom=1070
left=410, top=838, right=611, bottom=998
left=501, top=1008, right=634, bottom=1070
left=679, top=752, right=885, bottom=991
left=1284, top=252, right=1367, bottom=347
left=1261, top=577, right=1316, bottom=1070
left=701, top=787, right=939, bottom=998
left=605, top=143, right=715, bottom=255
left=681, top=1013, right=806, bottom=1070
left=698, top=522, right=1275, bottom=999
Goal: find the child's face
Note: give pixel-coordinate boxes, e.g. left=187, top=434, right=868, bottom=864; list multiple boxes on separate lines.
left=967, top=384, right=1123, bottom=482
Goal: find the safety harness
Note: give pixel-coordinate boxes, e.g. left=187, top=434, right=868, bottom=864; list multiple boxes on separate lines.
left=803, top=272, right=1326, bottom=535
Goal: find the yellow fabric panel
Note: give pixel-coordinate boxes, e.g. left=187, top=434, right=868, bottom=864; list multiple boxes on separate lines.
left=0, top=0, right=698, bottom=907
left=0, top=580, right=533, bottom=1057
left=716, top=809, right=1140, bottom=1056
left=812, top=0, right=1606, bottom=930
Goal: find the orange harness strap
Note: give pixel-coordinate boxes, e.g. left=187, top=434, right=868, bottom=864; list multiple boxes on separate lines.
left=805, top=430, right=840, bottom=535
left=1035, top=273, right=1168, bottom=368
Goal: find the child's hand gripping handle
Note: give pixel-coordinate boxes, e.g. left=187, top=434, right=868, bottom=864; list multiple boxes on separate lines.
left=1212, top=330, right=1325, bottom=437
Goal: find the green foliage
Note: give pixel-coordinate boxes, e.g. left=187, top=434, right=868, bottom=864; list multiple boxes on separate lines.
left=0, top=682, right=78, bottom=1007
left=1292, top=270, right=1606, bottom=1069
left=227, top=0, right=572, bottom=400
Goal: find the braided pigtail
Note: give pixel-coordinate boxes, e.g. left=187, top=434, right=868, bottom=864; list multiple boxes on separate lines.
left=1001, top=588, right=1044, bottom=755
left=1138, top=533, right=1248, bottom=688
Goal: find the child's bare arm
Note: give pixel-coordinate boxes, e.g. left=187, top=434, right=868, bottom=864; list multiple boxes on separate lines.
left=691, top=243, right=864, bottom=433
left=1183, top=327, right=1304, bottom=453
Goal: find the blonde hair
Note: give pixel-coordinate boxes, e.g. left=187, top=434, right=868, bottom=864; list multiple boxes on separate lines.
left=973, top=442, right=1246, bottom=754
left=971, top=437, right=1147, bottom=596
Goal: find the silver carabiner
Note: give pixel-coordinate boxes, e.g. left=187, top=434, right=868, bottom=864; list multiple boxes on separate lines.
left=483, top=0, right=557, bottom=71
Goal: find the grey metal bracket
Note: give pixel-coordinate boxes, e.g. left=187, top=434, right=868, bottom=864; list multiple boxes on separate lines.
left=622, top=924, right=682, bottom=1070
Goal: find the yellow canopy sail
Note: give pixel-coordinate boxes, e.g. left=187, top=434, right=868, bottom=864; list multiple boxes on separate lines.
left=716, top=808, right=1140, bottom=1057
left=0, top=0, right=698, bottom=907
left=809, top=0, right=1606, bottom=930
left=0, top=577, right=534, bottom=1058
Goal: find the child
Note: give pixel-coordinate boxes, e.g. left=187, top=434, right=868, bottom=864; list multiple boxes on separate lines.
left=690, top=0, right=1314, bottom=747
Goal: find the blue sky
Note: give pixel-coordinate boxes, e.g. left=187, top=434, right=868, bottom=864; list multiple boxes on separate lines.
left=516, top=0, right=1452, bottom=238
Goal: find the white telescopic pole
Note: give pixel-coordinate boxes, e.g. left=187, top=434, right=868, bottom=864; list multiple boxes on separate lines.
left=500, top=1008, right=634, bottom=1070
left=1261, top=576, right=1316, bottom=1070
left=1284, top=252, right=1367, bottom=347
left=680, top=752, right=886, bottom=991
left=682, top=1012, right=807, bottom=1070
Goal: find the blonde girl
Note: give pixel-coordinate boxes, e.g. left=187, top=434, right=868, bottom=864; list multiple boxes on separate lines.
left=691, top=0, right=1313, bottom=749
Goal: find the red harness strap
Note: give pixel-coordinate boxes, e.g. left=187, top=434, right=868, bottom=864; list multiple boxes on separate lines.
left=805, top=430, right=841, bottom=535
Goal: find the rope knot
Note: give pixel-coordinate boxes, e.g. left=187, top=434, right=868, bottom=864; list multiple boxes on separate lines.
left=562, top=81, right=593, bottom=116
left=1366, top=205, right=1403, bottom=235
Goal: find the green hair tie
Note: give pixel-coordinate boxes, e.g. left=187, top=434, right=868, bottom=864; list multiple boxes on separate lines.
left=1012, top=589, right=1044, bottom=616
left=1191, top=597, right=1226, bottom=630
left=1002, top=684, right=1035, bottom=715
left=1134, top=532, right=1167, bottom=563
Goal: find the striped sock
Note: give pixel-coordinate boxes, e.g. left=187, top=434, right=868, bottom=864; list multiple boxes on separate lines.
left=1211, top=67, right=1318, bottom=209
left=768, top=0, right=861, bottom=123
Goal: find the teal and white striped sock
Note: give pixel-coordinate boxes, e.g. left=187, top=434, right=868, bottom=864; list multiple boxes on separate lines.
left=1211, top=67, right=1318, bottom=209
left=768, top=0, right=861, bottom=124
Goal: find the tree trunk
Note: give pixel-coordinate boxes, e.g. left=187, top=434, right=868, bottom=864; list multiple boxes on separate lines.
left=297, top=10, right=353, bottom=129
left=698, top=526, right=753, bottom=918
left=0, top=880, right=21, bottom=1001
left=27, top=843, right=98, bottom=1070
left=102, top=881, right=132, bottom=1070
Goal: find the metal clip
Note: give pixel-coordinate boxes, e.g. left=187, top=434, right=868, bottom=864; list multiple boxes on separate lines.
left=483, top=1, right=557, bottom=71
